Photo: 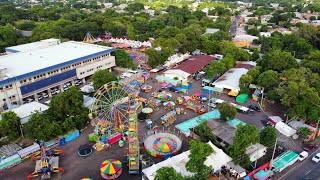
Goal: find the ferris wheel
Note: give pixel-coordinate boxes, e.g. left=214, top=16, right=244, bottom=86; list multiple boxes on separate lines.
left=89, top=81, right=130, bottom=130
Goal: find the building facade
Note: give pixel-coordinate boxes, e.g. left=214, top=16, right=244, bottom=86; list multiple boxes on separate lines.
left=0, top=39, right=116, bottom=111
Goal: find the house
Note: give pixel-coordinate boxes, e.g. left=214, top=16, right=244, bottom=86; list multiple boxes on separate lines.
left=245, top=143, right=267, bottom=162
left=206, top=120, right=236, bottom=146
left=259, top=32, right=271, bottom=37
left=290, top=19, right=309, bottom=24
left=233, top=35, right=259, bottom=45
left=203, top=28, right=220, bottom=35
left=311, top=20, right=320, bottom=26
left=142, top=141, right=232, bottom=180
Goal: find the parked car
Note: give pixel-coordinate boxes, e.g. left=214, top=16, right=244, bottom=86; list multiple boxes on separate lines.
left=312, top=153, right=320, bottom=163
left=208, top=103, right=217, bottom=109
left=298, top=151, right=308, bottom=162
left=37, top=95, right=43, bottom=101
left=249, top=105, right=261, bottom=112
left=41, top=93, right=49, bottom=98
left=303, top=144, right=318, bottom=151
left=248, top=109, right=254, bottom=116
left=51, top=89, right=61, bottom=95
left=26, top=98, right=34, bottom=103
left=75, top=82, right=81, bottom=86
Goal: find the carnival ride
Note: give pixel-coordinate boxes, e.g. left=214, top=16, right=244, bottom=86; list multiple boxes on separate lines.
left=127, top=105, right=140, bottom=174
left=27, top=142, right=64, bottom=180
left=100, top=159, right=123, bottom=179
left=161, top=111, right=177, bottom=127
left=184, top=95, right=207, bottom=115
left=143, top=132, right=182, bottom=159
left=83, top=32, right=101, bottom=44
left=78, top=144, right=93, bottom=157
left=89, top=81, right=130, bottom=151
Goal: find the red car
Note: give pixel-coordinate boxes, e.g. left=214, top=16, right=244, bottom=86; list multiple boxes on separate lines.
left=146, top=66, right=152, bottom=71
left=303, top=144, right=318, bottom=151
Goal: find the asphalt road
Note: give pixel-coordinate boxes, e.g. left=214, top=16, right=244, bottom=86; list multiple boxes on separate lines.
left=277, top=148, right=320, bottom=180
left=229, top=16, right=239, bottom=36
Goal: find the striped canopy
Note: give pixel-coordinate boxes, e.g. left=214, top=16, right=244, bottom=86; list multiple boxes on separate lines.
left=153, top=139, right=177, bottom=153
left=100, top=159, right=122, bottom=175
left=141, top=84, right=152, bottom=90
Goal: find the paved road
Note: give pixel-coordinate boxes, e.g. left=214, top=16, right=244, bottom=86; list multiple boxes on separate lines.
left=277, top=148, right=320, bottom=180
left=229, top=16, right=239, bottom=36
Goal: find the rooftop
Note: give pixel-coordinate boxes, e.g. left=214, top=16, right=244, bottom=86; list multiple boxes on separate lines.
left=212, top=68, right=249, bottom=92
left=142, top=141, right=232, bottom=180
left=5, top=38, right=61, bottom=53
left=245, top=143, right=267, bottom=155
left=4, top=102, right=49, bottom=124
left=0, top=41, right=113, bottom=83
left=206, top=120, right=236, bottom=145
left=172, top=55, right=215, bottom=75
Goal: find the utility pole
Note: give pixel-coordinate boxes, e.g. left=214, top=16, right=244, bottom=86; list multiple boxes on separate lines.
left=260, top=88, right=264, bottom=109
left=269, top=138, right=278, bottom=170
left=313, top=118, right=320, bottom=140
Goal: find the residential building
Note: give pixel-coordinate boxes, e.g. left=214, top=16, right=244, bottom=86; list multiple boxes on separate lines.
left=0, top=39, right=115, bottom=111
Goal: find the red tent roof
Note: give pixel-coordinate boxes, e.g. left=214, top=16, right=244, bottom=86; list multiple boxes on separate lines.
left=172, top=55, right=215, bottom=75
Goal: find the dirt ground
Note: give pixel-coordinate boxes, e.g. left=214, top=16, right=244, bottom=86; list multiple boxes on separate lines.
left=1, top=70, right=282, bottom=180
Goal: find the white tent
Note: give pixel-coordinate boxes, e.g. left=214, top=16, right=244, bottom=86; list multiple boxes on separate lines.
left=6, top=102, right=49, bottom=124
left=275, top=122, right=297, bottom=137
left=212, top=68, right=248, bottom=93
left=142, top=141, right=232, bottom=180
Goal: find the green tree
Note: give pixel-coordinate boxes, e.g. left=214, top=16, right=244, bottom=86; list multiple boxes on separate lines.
left=126, top=2, right=144, bottom=13
left=240, top=74, right=253, bottom=91
left=257, top=70, right=279, bottom=91
left=219, top=102, right=237, bottom=121
left=91, top=69, right=117, bottom=90
left=0, top=111, right=21, bottom=139
left=259, top=50, right=298, bottom=72
left=0, top=24, right=18, bottom=52
left=194, top=122, right=218, bottom=145
left=247, top=66, right=262, bottom=81
left=228, top=124, right=260, bottom=167
left=186, top=140, right=213, bottom=178
left=251, top=49, right=260, bottom=61
left=155, top=167, right=184, bottom=180
left=205, top=61, right=226, bottom=80
left=115, top=49, right=135, bottom=69
left=298, top=127, right=312, bottom=139
left=260, top=126, right=277, bottom=148
left=146, top=48, right=162, bottom=68
left=23, top=111, right=62, bottom=141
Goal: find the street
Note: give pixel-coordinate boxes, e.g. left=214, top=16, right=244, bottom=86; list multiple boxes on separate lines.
left=229, top=16, right=239, bottom=36
left=276, top=148, right=320, bottom=180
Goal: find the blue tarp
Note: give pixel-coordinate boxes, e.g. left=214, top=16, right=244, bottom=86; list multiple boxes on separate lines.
left=59, top=138, right=66, bottom=146
left=64, top=130, right=80, bottom=142
left=131, top=81, right=142, bottom=86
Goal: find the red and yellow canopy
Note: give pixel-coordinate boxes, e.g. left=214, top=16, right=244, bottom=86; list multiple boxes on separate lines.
left=100, top=159, right=122, bottom=175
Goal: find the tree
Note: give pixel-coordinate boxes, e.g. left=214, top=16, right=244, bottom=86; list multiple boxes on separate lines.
left=155, top=167, right=184, bottom=180
left=260, top=25, right=268, bottom=32
left=91, top=69, right=117, bottom=90
left=228, top=124, right=260, bottom=167
left=0, top=24, right=18, bottom=52
left=205, top=61, right=226, bottom=80
left=298, top=127, right=312, bottom=139
left=276, top=68, right=320, bottom=123
left=186, top=140, right=213, bottom=178
left=251, top=49, right=260, bottom=61
left=240, top=74, right=253, bottom=91
left=260, top=126, right=277, bottom=148
left=115, top=49, right=135, bottom=69
left=126, top=2, right=144, bottom=13
left=146, top=48, right=162, bottom=68
left=219, top=102, right=237, bottom=121
left=247, top=66, right=262, bottom=81
left=194, top=122, right=218, bottom=145
left=0, top=111, right=21, bottom=139
left=259, top=50, right=298, bottom=72
left=257, top=70, right=279, bottom=91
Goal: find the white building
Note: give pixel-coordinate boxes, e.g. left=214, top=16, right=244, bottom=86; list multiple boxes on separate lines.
left=0, top=39, right=115, bottom=111
left=259, top=32, right=271, bottom=37
left=311, top=20, right=320, bottom=26
left=163, top=69, right=190, bottom=81
left=4, top=101, right=48, bottom=124
left=245, top=143, right=267, bottom=162
left=212, top=68, right=248, bottom=93
left=142, top=141, right=232, bottom=180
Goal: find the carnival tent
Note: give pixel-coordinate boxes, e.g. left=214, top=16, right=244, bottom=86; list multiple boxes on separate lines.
left=236, top=94, right=248, bottom=103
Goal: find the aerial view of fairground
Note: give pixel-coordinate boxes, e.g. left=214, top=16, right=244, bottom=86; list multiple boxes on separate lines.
left=0, top=0, right=319, bottom=180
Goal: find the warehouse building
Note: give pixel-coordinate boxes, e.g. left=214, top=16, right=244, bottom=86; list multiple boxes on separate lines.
left=0, top=39, right=115, bottom=111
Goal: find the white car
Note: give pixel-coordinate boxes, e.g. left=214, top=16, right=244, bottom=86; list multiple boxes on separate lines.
left=75, top=82, right=81, bottom=86
left=120, top=72, right=133, bottom=79
left=299, top=151, right=309, bottom=162
left=37, top=96, right=43, bottom=101
left=41, top=93, right=49, bottom=98
left=312, top=153, right=320, bottom=163
left=208, top=103, right=217, bottom=109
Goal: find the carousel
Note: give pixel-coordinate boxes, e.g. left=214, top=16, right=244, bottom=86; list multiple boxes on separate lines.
left=100, top=159, right=123, bottom=179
